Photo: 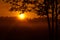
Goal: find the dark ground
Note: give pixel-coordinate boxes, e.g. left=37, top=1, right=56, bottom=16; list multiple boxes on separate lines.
left=0, top=17, right=60, bottom=40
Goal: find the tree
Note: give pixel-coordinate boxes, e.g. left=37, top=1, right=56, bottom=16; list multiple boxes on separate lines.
left=2, top=0, right=45, bottom=15
left=2, top=0, right=58, bottom=40
left=2, top=0, right=52, bottom=39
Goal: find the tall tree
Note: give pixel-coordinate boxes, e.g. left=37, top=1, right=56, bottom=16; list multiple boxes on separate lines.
left=2, top=0, right=57, bottom=40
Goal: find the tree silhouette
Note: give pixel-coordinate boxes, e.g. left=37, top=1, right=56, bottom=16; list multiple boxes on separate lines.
left=2, top=0, right=58, bottom=40
left=2, top=0, right=46, bottom=15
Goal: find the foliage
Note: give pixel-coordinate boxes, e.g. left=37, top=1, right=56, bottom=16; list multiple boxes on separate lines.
left=2, top=0, right=58, bottom=15
left=2, top=0, right=46, bottom=15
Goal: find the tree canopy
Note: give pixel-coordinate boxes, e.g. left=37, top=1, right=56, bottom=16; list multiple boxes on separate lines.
left=2, top=0, right=46, bottom=15
left=2, top=0, right=58, bottom=15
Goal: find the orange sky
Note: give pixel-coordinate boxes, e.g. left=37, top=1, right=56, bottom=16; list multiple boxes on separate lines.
left=0, top=0, right=41, bottom=19
left=0, top=0, right=60, bottom=19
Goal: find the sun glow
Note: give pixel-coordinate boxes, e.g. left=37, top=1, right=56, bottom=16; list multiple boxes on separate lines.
left=17, top=11, right=40, bottom=20
left=18, top=14, right=26, bottom=20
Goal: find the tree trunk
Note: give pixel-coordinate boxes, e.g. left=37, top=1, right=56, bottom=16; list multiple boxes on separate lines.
left=55, top=0, right=58, bottom=40
left=44, top=0, right=51, bottom=40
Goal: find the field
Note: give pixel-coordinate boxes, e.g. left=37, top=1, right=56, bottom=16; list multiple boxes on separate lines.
left=0, top=17, right=60, bottom=40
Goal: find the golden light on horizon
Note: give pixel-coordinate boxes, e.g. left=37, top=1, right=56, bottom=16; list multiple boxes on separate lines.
left=18, top=13, right=26, bottom=20
left=17, top=11, right=40, bottom=20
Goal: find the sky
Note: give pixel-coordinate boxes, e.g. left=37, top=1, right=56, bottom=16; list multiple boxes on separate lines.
left=0, top=0, right=40, bottom=19
left=0, top=0, right=60, bottom=19
left=0, top=0, right=21, bottom=17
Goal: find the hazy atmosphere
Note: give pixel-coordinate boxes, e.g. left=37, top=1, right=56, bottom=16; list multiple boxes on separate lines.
left=0, top=0, right=60, bottom=40
left=0, top=0, right=40, bottom=19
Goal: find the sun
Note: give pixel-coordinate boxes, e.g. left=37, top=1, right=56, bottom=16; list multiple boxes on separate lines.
left=18, top=14, right=25, bottom=20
